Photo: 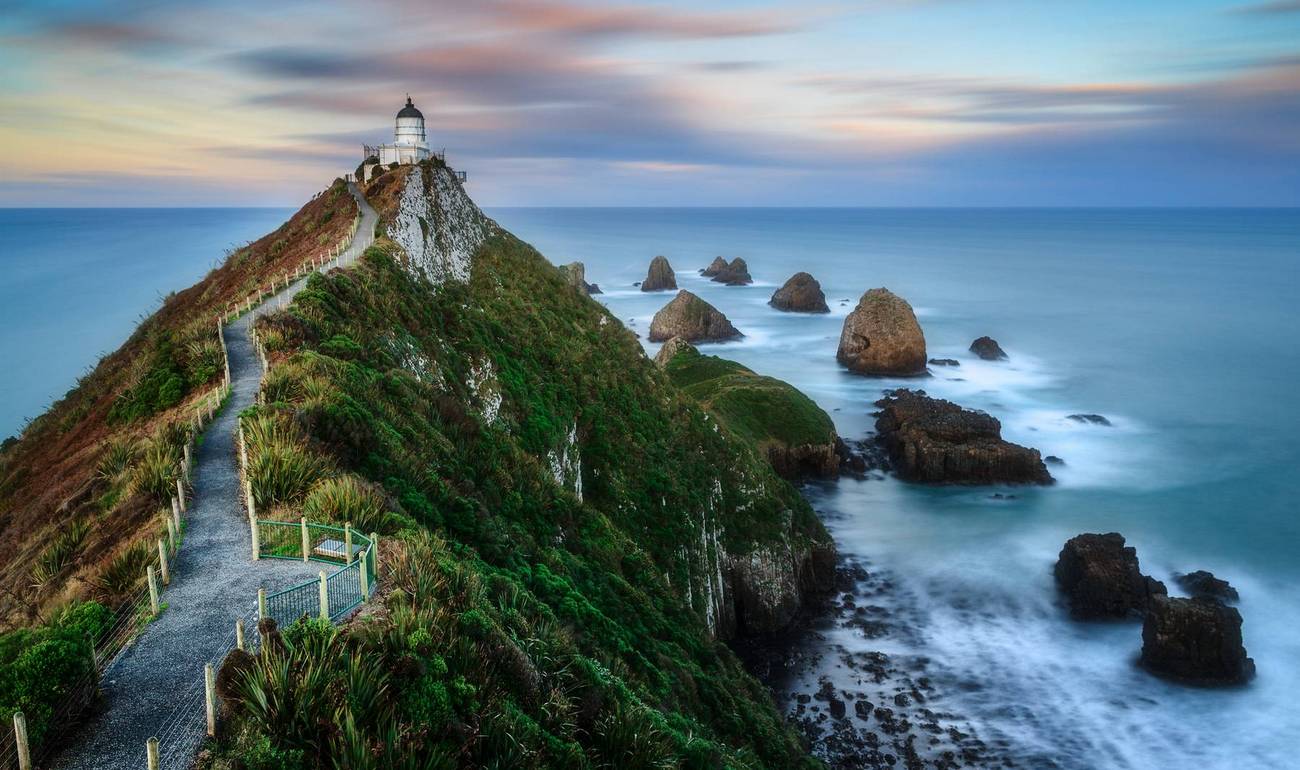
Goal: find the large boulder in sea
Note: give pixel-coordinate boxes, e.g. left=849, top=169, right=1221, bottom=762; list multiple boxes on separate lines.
left=836, top=288, right=927, bottom=376
left=641, top=255, right=677, bottom=292
left=711, top=258, right=753, bottom=286
left=700, top=256, right=729, bottom=277
left=662, top=340, right=841, bottom=479
left=649, top=291, right=741, bottom=343
left=560, top=262, right=600, bottom=295
left=969, top=336, right=1007, bottom=361
left=770, top=272, right=829, bottom=313
left=1140, top=596, right=1255, bottom=685
left=874, top=389, right=1053, bottom=485
left=1054, top=533, right=1167, bottom=619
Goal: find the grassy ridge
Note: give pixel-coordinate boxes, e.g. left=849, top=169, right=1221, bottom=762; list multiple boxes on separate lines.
left=663, top=347, right=836, bottom=454
left=207, top=238, right=824, bottom=768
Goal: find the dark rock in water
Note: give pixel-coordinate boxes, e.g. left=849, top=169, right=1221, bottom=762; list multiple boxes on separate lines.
left=770, top=272, right=829, bottom=313
left=700, top=256, right=729, bottom=277
left=641, top=255, right=677, bottom=292
left=829, top=697, right=847, bottom=720
left=837, top=288, right=928, bottom=376
left=1067, top=413, right=1112, bottom=426
left=928, top=358, right=960, bottom=367
left=969, top=336, right=1008, bottom=360
left=1044, top=455, right=1065, bottom=466
left=1174, top=570, right=1239, bottom=602
left=1141, top=596, right=1255, bottom=685
left=559, top=261, right=600, bottom=296
left=874, top=389, right=1053, bottom=485
left=649, top=290, right=741, bottom=343
left=1055, top=533, right=1167, bottom=619
left=711, top=257, right=753, bottom=286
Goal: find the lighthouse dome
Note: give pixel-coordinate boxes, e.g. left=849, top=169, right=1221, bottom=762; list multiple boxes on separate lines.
left=396, top=96, right=423, bottom=120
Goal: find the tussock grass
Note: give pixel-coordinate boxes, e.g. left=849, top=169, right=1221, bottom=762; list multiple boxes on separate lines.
left=302, top=475, right=387, bottom=532
left=96, top=437, right=139, bottom=483
left=31, top=519, right=90, bottom=588
left=244, top=413, right=331, bottom=507
left=94, top=541, right=153, bottom=598
left=129, top=437, right=179, bottom=504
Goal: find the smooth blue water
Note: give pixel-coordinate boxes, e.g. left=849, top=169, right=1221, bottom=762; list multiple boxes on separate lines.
left=0, top=208, right=292, bottom=438
left=490, top=207, right=1300, bottom=769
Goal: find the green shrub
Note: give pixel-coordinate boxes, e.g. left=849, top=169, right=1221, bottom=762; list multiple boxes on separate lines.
left=109, top=332, right=188, bottom=424
left=302, top=475, right=388, bottom=532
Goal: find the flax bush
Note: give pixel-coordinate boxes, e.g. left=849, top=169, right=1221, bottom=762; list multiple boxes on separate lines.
left=301, top=475, right=388, bottom=532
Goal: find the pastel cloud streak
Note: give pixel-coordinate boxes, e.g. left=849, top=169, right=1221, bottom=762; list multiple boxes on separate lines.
left=0, top=0, right=1297, bottom=206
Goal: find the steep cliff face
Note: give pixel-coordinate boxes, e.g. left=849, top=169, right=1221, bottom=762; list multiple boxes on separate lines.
left=213, top=163, right=832, bottom=766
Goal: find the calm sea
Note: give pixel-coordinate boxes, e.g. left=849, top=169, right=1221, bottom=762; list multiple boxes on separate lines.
left=0, top=208, right=291, bottom=438
left=3, top=207, right=1298, bottom=767
left=492, top=207, right=1300, bottom=769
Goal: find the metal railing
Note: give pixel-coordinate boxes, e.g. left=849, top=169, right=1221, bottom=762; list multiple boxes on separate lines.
left=256, top=521, right=377, bottom=629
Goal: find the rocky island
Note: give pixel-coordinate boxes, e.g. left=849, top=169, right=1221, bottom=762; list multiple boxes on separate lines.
left=770, top=272, right=829, bottom=313
left=836, top=288, right=928, bottom=376
left=649, top=290, right=743, bottom=342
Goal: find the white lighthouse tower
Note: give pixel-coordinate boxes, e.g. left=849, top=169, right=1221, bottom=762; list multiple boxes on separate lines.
left=365, top=95, right=433, bottom=171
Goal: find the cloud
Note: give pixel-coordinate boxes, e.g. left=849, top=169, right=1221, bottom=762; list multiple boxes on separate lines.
left=478, top=0, right=798, bottom=40
left=1234, top=0, right=1300, bottom=14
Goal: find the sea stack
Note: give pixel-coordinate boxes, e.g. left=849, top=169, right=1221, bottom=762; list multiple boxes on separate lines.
left=701, top=256, right=728, bottom=277
left=770, top=272, right=829, bottom=313
left=875, top=389, right=1053, bottom=485
left=641, top=256, right=677, bottom=292
left=1141, top=596, right=1255, bottom=685
left=1054, top=533, right=1166, bottom=619
left=969, top=336, right=1007, bottom=361
left=560, top=262, right=601, bottom=296
left=649, top=291, right=741, bottom=342
left=836, top=288, right=927, bottom=376
left=711, top=258, right=753, bottom=286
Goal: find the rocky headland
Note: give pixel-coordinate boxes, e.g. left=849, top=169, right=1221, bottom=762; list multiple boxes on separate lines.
left=873, top=389, right=1053, bottom=485
left=836, top=288, right=928, bottom=377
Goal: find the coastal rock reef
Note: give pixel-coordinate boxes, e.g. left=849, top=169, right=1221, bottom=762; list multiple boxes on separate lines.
left=1141, top=596, right=1255, bottom=685
left=874, top=389, right=1053, bottom=485
left=1054, top=533, right=1166, bottom=619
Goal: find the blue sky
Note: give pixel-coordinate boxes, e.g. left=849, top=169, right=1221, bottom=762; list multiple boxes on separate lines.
left=1, top=0, right=1297, bottom=206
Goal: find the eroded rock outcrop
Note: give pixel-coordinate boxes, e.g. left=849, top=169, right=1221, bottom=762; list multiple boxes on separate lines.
left=386, top=164, right=496, bottom=285
left=1141, top=596, right=1254, bottom=684
left=770, top=272, right=829, bottom=313
left=710, top=257, right=753, bottom=286
left=649, top=291, right=741, bottom=342
left=641, top=255, right=677, bottom=291
left=874, top=389, right=1053, bottom=485
left=836, top=288, right=927, bottom=376
left=560, top=262, right=600, bottom=295
left=654, top=335, right=695, bottom=368
left=1174, top=570, right=1239, bottom=602
left=700, top=256, right=729, bottom=277
left=969, top=336, right=1007, bottom=361
left=1054, top=533, right=1166, bottom=619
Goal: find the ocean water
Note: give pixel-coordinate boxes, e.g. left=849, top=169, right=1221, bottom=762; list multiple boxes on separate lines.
left=0, top=208, right=292, bottom=438
left=490, top=207, right=1300, bottom=769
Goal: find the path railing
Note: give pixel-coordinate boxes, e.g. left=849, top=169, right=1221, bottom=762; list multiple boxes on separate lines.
left=255, top=521, right=377, bottom=628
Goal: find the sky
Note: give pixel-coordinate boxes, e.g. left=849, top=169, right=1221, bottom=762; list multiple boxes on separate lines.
left=0, top=0, right=1298, bottom=207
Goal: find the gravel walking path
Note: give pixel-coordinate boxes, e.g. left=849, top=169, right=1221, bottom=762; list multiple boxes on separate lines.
left=50, top=182, right=378, bottom=770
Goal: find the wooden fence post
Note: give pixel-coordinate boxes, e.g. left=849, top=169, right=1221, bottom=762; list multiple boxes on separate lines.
left=245, top=479, right=256, bottom=519
left=249, top=515, right=260, bottom=560
left=172, top=497, right=181, bottom=534
left=318, top=571, right=329, bottom=620
left=204, top=664, right=217, bottom=737
left=344, top=523, right=352, bottom=563
left=235, top=618, right=245, bottom=651
left=166, top=515, right=177, bottom=553
left=370, top=533, right=379, bottom=573
left=257, top=588, right=267, bottom=621
left=147, top=566, right=159, bottom=615
left=147, top=736, right=159, bottom=770
left=300, top=518, right=310, bottom=562
left=359, top=548, right=369, bottom=598
left=183, top=443, right=191, bottom=479
left=13, top=711, right=30, bottom=770
left=157, top=540, right=170, bottom=586
left=176, top=478, right=186, bottom=512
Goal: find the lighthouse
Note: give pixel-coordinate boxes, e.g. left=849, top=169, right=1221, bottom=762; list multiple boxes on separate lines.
left=363, top=95, right=433, bottom=173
